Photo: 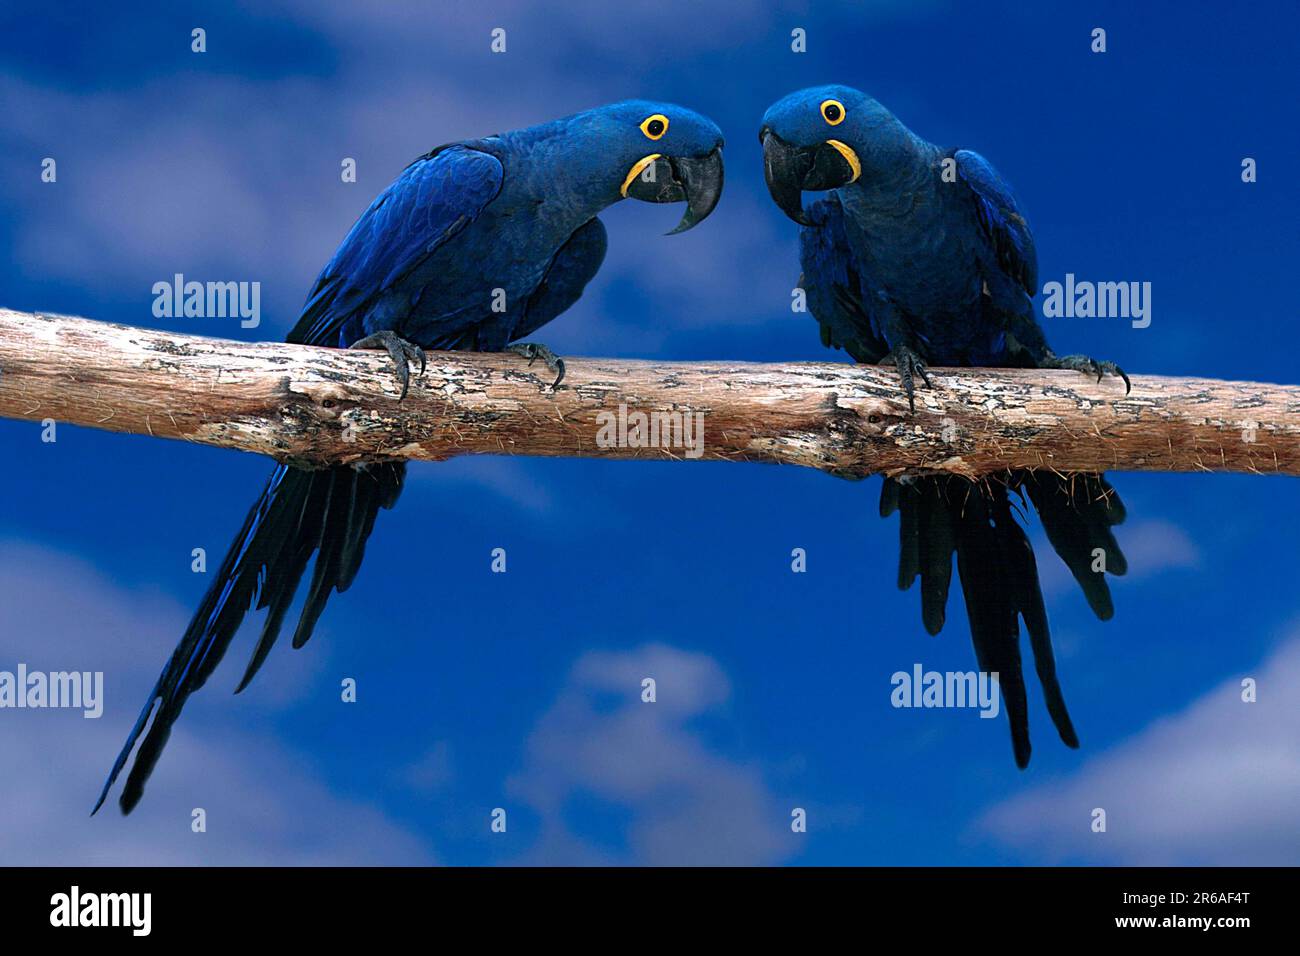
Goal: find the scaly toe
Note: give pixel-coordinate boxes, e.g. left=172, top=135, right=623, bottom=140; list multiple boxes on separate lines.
left=350, top=331, right=426, bottom=400
left=508, top=342, right=566, bottom=390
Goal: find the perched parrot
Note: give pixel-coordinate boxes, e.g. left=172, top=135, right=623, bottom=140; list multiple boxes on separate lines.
left=95, top=101, right=725, bottom=814
left=760, top=85, right=1129, bottom=767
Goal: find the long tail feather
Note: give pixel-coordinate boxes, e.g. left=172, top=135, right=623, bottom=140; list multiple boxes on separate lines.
left=93, top=461, right=404, bottom=815
left=882, top=470, right=1125, bottom=765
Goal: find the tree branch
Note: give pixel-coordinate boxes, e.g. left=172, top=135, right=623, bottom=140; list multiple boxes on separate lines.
left=2, top=307, right=1297, bottom=478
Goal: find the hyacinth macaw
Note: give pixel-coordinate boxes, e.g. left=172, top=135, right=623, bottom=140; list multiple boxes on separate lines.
left=760, top=85, right=1129, bottom=767
left=95, top=101, right=725, bottom=814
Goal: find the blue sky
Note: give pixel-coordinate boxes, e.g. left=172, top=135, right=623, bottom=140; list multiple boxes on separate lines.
left=0, top=0, right=1297, bottom=865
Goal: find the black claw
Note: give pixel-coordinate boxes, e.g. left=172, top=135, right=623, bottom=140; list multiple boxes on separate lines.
left=881, top=346, right=930, bottom=413
left=1047, top=353, right=1131, bottom=395
left=349, top=331, right=426, bottom=400
left=508, top=342, right=566, bottom=389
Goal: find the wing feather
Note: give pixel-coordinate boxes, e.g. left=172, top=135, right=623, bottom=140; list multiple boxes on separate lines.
left=954, top=148, right=1038, bottom=297
left=287, top=145, right=503, bottom=347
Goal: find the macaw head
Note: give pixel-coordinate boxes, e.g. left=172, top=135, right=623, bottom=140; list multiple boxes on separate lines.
left=759, top=85, right=913, bottom=224
left=562, top=100, right=726, bottom=234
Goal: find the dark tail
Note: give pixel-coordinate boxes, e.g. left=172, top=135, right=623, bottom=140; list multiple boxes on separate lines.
left=881, top=470, right=1126, bottom=766
left=93, top=461, right=405, bottom=815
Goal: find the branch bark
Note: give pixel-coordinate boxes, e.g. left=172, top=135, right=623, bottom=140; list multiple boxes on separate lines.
left=2, top=307, right=1298, bottom=478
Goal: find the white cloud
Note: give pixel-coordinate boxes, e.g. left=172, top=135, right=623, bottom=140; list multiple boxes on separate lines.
left=277, top=0, right=798, bottom=68
left=0, top=72, right=484, bottom=304
left=1113, top=518, right=1202, bottom=576
left=1034, top=517, right=1202, bottom=602
left=974, top=634, right=1300, bottom=864
left=1, top=715, right=435, bottom=865
left=0, top=541, right=437, bottom=864
left=396, top=741, right=455, bottom=795
left=407, top=456, right=554, bottom=515
left=505, top=643, right=800, bottom=865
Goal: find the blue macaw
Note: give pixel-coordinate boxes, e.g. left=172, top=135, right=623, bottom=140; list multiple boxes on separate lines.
left=760, top=85, right=1129, bottom=767
left=95, top=101, right=725, bottom=814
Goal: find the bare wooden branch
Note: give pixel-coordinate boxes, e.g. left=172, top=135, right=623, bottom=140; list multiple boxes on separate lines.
left=2, top=307, right=1298, bottom=478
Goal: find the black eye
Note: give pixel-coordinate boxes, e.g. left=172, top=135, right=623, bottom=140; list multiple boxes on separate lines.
left=820, top=99, right=846, bottom=125
left=640, top=114, right=669, bottom=140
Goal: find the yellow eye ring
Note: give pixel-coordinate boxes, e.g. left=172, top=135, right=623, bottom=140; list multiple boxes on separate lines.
left=640, top=114, right=669, bottom=140
left=820, top=99, right=846, bottom=126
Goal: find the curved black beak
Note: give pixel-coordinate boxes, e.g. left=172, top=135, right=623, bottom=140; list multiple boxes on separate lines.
left=624, top=146, right=724, bottom=235
left=761, top=129, right=859, bottom=225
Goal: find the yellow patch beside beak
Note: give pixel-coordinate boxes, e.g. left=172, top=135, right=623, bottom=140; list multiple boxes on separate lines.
left=826, top=140, right=861, bottom=183
left=621, top=154, right=662, bottom=197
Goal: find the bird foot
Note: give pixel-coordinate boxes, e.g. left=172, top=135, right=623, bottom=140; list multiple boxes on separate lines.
left=1043, top=352, right=1131, bottom=394
left=349, top=331, right=426, bottom=400
left=879, top=345, right=932, bottom=413
left=507, top=342, right=566, bottom=389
